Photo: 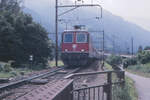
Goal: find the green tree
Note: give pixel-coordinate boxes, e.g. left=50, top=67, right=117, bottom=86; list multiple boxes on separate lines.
left=106, top=55, right=122, bottom=70
left=123, top=58, right=137, bottom=68
left=137, top=51, right=150, bottom=64
left=138, top=45, right=143, bottom=53
left=0, top=0, right=53, bottom=67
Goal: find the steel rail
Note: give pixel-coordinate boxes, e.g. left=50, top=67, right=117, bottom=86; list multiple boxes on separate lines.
left=11, top=67, right=81, bottom=100
left=65, top=70, right=125, bottom=79
left=0, top=67, right=65, bottom=91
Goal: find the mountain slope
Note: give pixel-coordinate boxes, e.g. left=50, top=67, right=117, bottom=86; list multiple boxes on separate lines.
left=24, top=1, right=150, bottom=52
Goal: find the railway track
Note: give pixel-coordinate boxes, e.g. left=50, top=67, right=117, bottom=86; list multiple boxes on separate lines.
left=0, top=67, right=66, bottom=100
left=0, top=66, right=81, bottom=100
left=0, top=67, right=65, bottom=91
left=0, top=61, right=101, bottom=100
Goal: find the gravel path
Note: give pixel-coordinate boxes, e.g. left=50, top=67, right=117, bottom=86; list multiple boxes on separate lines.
left=126, top=72, right=150, bottom=100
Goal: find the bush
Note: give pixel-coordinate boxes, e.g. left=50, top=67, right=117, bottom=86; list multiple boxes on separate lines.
left=127, top=63, right=150, bottom=74
left=106, top=55, right=122, bottom=70
left=0, top=64, right=4, bottom=72
left=29, top=63, right=46, bottom=70
left=137, top=51, right=150, bottom=64
left=123, top=58, right=137, bottom=68
left=3, top=61, right=13, bottom=72
left=0, top=1, right=53, bottom=66
left=10, top=71, right=18, bottom=76
left=113, top=77, right=138, bottom=100
left=106, top=55, right=122, bottom=65
left=0, top=61, right=14, bottom=72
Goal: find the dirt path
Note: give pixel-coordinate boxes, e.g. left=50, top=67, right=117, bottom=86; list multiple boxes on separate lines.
left=126, top=72, right=150, bottom=100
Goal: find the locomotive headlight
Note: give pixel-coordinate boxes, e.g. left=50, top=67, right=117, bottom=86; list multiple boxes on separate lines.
left=72, top=44, right=77, bottom=49
left=65, top=49, right=68, bottom=52
left=81, top=49, right=85, bottom=52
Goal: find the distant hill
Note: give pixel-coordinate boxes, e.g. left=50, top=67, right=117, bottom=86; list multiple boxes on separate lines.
left=24, top=2, right=150, bottom=53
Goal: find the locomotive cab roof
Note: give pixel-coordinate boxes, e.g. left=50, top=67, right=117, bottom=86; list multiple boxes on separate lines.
left=63, top=30, right=89, bottom=33
left=63, top=25, right=88, bottom=33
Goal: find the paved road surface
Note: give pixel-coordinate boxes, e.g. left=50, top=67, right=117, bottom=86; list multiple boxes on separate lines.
left=126, top=72, right=150, bottom=100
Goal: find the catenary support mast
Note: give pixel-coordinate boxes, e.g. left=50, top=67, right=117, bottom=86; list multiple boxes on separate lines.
left=55, top=0, right=58, bottom=66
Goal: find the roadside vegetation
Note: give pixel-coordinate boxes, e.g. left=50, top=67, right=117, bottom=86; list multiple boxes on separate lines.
left=0, top=61, right=32, bottom=78
left=0, top=0, right=55, bottom=78
left=124, top=46, right=150, bottom=77
left=0, top=60, right=64, bottom=78
left=112, top=77, right=138, bottom=100
left=0, top=0, right=53, bottom=67
left=127, top=63, right=150, bottom=77
left=106, top=54, right=122, bottom=70
left=105, top=57, right=138, bottom=100
left=48, top=60, right=64, bottom=67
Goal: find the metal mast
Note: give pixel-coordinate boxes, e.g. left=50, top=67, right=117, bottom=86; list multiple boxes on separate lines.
left=55, top=0, right=58, bottom=66
left=55, top=0, right=102, bottom=66
left=131, top=37, right=134, bottom=56
left=102, top=30, right=105, bottom=69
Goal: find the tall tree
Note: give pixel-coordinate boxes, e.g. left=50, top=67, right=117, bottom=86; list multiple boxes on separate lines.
left=0, top=0, right=53, bottom=66
left=138, top=45, right=143, bottom=53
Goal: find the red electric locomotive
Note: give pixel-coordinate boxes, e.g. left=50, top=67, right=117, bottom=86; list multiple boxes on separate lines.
left=61, top=25, right=99, bottom=67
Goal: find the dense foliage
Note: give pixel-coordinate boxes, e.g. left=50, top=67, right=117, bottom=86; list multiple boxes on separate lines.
left=137, top=51, right=150, bottom=64
left=123, top=58, right=137, bottom=68
left=113, top=77, right=138, bottom=100
left=0, top=0, right=53, bottom=66
left=106, top=55, right=122, bottom=70
left=124, top=50, right=150, bottom=68
left=127, top=47, right=150, bottom=77
left=138, top=45, right=143, bottom=53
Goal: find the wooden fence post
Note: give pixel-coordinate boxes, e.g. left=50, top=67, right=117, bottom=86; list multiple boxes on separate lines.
left=122, top=71, right=125, bottom=87
left=107, top=72, right=112, bottom=100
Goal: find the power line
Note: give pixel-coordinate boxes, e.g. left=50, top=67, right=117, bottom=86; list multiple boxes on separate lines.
left=55, top=0, right=103, bottom=66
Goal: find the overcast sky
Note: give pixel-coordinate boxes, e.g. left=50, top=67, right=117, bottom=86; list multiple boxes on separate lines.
left=100, top=0, right=150, bottom=31
left=25, top=0, right=150, bottom=31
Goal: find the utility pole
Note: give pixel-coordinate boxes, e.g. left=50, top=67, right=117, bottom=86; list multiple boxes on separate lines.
left=112, top=35, right=115, bottom=54
left=131, top=37, right=134, bottom=56
left=102, top=30, right=105, bottom=69
left=102, top=30, right=105, bottom=54
left=55, top=0, right=58, bottom=66
left=127, top=47, right=130, bottom=55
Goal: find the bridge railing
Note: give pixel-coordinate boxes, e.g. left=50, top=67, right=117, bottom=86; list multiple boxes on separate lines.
left=66, top=70, right=125, bottom=100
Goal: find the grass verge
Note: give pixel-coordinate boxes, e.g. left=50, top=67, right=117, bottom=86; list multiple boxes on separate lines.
left=104, top=62, right=113, bottom=70
left=112, top=77, right=138, bottom=100
left=48, top=60, right=64, bottom=67
left=0, top=68, right=32, bottom=78
left=127, top=63, right=150, bottom=78
left=105, top=62, right=138, bottom=100
left=0, top=60, right=64, bottom=78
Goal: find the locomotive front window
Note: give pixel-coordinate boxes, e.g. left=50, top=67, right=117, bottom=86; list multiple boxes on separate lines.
left=76, top=33, right=87, bottom=43
left=64, top=33, right=73, bottom=43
